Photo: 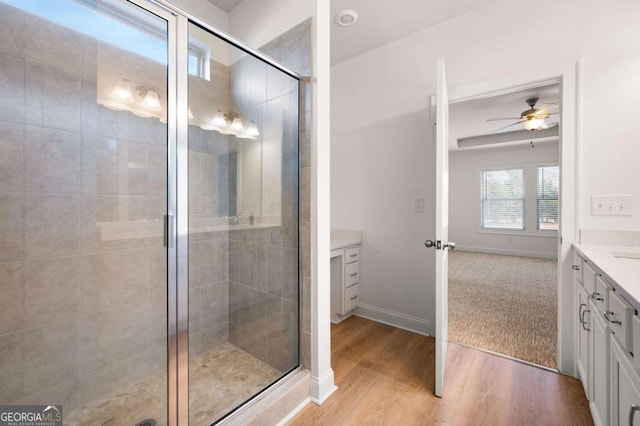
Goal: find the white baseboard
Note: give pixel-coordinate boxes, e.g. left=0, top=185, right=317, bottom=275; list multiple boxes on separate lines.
left=454, top=244, right=557, bottom=259
left=354, top=304, right=431, bottom=336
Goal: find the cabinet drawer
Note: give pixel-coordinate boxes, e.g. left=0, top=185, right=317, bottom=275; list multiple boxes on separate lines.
left=608, top=290, right=634, bottom=352
left=591, top=276, right=610, bottom=316
left=573, top=252, right=584, bottom=284
left=345, top=246, right=360, bottom=264
left=634, top=315, right=640, bottom=374
left=344, top=284, right=360, bottom=312
left=583, top=262, right=598, bottom=294
left=345, top=261, right=359, bottom=287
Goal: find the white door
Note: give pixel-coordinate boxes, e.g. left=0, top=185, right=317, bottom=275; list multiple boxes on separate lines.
left=425, top=57, right=452, bottom=398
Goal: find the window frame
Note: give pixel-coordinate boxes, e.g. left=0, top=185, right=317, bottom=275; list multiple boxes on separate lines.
left=479, top=166, right=526, bottom=232
left=536, top=165, right=560, bottom=232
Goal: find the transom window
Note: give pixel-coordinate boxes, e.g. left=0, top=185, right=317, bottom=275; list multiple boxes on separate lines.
left=480, top=168, right=525, bottom=230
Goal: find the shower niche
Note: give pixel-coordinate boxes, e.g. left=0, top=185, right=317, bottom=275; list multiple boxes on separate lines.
left=0, top=0, right=302, bottom=425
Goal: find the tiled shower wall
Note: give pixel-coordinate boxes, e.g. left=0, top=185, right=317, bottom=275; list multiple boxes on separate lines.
left=259, top=20, right=313, bottom=371
left=224, top=20, right=312, bottom=371
left=0, top=3, right=167, bottom=411
left=187, top=60, right=232, bottom=356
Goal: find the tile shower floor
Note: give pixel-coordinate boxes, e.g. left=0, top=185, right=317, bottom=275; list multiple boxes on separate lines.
left=66, top=343, right=280, bottom=426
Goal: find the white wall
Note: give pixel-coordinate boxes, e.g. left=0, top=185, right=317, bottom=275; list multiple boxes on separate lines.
left=449, top=142, right=559, bottom=258
left=169, top=0, right=229, bottom=30
left=331, top=0, right=640, bottom=334
left=229, top=0, right=313, bottom=49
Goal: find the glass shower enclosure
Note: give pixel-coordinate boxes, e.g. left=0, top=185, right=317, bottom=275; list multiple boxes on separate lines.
left=0, top=0, right=301, bottom=424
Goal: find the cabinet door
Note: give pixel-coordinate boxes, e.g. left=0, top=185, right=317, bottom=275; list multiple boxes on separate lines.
left=591, top=303, right=610, bottom=426
left=611, top=337, right=640, bottom=426
left=577, top=283, right=590, bottom=397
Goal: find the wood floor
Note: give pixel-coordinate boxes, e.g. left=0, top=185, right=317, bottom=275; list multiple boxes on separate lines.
left=289, top=316, right=592, bottom=425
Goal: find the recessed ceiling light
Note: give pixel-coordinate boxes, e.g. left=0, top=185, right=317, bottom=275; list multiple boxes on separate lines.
left=336, top=9, right=358, bottom=26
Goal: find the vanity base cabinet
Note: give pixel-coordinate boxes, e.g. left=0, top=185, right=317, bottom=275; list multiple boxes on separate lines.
left=590, top=301, right=610, bottom=426
left=576, top=280, right=591, bottom=398
left=330, top=245, right=361, bottom=323
left=610, top=337, right=640, bottom=426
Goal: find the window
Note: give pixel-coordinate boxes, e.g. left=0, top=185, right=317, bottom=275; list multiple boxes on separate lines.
left=187, top=40, right=210, bottom=80
left=480, top=168, right=525, bottom=230
left=537, top=166, right=559, bottom=231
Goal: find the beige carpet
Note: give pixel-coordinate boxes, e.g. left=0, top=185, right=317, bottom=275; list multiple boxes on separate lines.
left=448, top=250, right=557, bottom=369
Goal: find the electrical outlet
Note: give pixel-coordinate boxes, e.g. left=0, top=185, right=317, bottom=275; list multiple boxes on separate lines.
left=591, top=195, right=633, bottom=216
left=414, top=197, right=425, bottom=213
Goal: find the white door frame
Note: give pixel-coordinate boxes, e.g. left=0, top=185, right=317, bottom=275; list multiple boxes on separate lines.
left=448, top=60, right=582, bottom=375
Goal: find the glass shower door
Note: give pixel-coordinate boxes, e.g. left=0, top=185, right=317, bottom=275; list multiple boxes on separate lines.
left=0, top=0, right=170, bottom=424
left=186, top=22, right=301, bottom=425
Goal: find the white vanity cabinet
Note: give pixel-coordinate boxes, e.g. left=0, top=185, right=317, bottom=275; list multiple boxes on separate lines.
left=611, top=336, right=640, bottom=426
left=330, top=244, right=361, bottom=323
left=573, top=245, right=640, bottom=426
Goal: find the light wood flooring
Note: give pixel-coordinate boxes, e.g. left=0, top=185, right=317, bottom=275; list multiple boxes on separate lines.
left=289, top=316, right=592, bottom=425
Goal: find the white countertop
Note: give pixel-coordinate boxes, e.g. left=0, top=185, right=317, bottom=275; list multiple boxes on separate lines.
left=573, top=243, right=640, bottom=310
left=330, top=229, right=362, bottom=251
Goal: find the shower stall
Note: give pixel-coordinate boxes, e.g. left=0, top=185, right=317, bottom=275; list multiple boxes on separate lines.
left=0, top=0, right=302, bottom=424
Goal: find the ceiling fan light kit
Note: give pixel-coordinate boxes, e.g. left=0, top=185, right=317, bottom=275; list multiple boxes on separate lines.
left=487, top=96, right=558, bottom=133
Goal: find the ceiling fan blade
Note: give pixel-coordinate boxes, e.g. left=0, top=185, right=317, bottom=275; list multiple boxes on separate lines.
left=486, top=117, right=522, bottom=122
left=536, top=103, right=558, bottom=113
left=492, top=120, right=526, bottom=133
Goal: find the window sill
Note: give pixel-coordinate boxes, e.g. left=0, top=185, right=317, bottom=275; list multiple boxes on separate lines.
left=478, top=229, right=558, bottom=238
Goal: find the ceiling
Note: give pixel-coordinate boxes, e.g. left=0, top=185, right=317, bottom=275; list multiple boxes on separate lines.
left=207, top=0, right=243, bottom=13
left=330, top=0, right=497, bottom=65
left=449, top=83, right=560, bottom=151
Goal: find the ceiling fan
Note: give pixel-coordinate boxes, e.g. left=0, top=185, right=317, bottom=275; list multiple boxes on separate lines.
left=486, top=97, right=558, bottom=133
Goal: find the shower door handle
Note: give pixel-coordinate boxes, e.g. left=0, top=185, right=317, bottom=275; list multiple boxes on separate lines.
left=164, top=214, right=175, bottom=248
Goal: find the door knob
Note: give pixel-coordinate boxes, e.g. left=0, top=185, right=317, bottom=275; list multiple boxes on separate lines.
left=424, top=240, right=435, bottom=248
left=444, top=242, right=456, bottom=250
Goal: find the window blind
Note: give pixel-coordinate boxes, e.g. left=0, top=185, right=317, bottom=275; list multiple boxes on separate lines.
left=480, top=168, right=524, bottom=230
left=537, top=166, right=559, bottom=231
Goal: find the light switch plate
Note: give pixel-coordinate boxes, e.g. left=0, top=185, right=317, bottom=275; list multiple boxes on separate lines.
left=591, top=195, right=633, bottom=216
left=414, top=197, right=425, bottom=213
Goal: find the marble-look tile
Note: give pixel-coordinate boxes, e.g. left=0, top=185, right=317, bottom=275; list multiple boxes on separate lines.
left=24, top=257, right=79, bottom=328
left=126, top=141, right=150, bottom=195
left=149, top=245, right=167, bottom=301
left=0, top=262, right=24, bottom=336
left=201, top=238, right=228, bottom=284
left=149, top=296, right=168, bottom=349
left=20, top=9, right=83, bottom=74
left=24, top=194, right=80, bottom=260
left=259, top=19, right=311, bottom=77
left=301, top=222, right=310, bottom=277
left=200, top=322, right=229, bottom=352
left=0, top=121, right=24, bottom=192
left=301, top=331, right=311, bottom=370
left=301, top=110, right=311, bottom=167
left=189, top=151, right=201, bottom=196
left=25, top=59, right=81, bottom=132
left=0, top=194, right=24, bottom=263
left=80, top=248, right=150, bottom=315
left=199, top=282, right=229, bottom=327
left=0, top=53, right=25, bottom=123
left=282, top=140, right=299, bottom=198
left=22, top=319, right=79, bottom=395
left=79, top=195, right=150, bottom=253
left=78, top=347, right=165, bottom=408
left=229, top=240, right=263, bottom=290
left=0, top=4, right=26, bottom=58
left=24, top=126, right=81, bottom=193
left=0, top=332, right=26, bottom=402
left=189, top=240, right=202, bottom=287
left=81, top=134, right=118, bottom=194
left=12, top=376, right=80, bottom=414
left=266, top=66, right=298, bottom=101
left=79, top=301, right=150, bottom=374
